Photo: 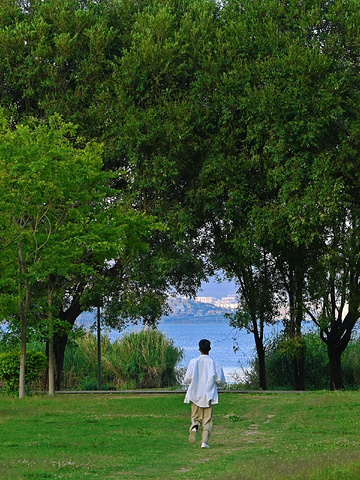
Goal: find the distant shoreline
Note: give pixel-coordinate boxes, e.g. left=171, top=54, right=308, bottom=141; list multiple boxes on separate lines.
left=76, top=311, right=231, bottom=327
left=159, top=317, right=229, bottom=324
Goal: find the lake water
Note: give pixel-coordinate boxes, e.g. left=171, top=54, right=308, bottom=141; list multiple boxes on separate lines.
left=108, top=322, right=284, bottom=382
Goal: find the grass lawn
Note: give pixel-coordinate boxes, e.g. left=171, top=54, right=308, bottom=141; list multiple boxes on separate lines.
left=1, top=391, right=360, bottom=479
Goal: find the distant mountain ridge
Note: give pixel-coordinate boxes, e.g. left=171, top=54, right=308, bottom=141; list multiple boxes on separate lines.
left=162, top=297, right=230, bottom=323
left=76, top=297, right=232, bottom=327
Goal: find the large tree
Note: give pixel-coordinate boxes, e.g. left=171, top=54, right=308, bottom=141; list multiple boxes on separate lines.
left=2, top=0, right=360, bottom=393
left=207, top=0, right=360, bottom=389
left=0, top=0, right=212, bottom=387
left=105, top=0, right=360, bottom=390
left=0, top=112, right=157, bottom=395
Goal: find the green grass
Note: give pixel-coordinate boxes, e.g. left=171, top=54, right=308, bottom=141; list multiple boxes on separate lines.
left=1, top=391, right=360, bottom=479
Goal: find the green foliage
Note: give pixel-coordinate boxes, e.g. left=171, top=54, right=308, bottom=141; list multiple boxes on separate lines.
left=245, top=332, right=329, bottom=390
left=104, top=329, right=183, bottom=389
left=61, top=332, right=113, bottom=390
left=0, top=110, right=144, bottom=291
left=244, top=332, right=360, bottom=390
left=109, top=329, right=182, bottom=388
left=1, top=0, right=360, bottom=392
left=341, top=339, right=360, bottom=388
left=61, top=329, right=183, bottom=390
left=0, top=106, right=161, bottom=393
left=277, top=335, right=307, bottom=360
left=0, top=350, right=48, bottom=392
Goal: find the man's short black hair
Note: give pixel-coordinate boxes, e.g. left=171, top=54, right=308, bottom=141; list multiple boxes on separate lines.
left=199, top=339, right=211, bottom=354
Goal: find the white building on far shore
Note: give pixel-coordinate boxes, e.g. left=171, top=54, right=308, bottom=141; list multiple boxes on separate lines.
left=195, top=294, right=238, bottom=310
left=196, top=296, right=216, bottom=305
left=214, top=294, right=238, bottom=310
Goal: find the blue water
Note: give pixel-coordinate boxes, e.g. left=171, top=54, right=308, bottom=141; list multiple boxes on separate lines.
left=158, top=323, right=253, bottom=369
left=109, top=322, right=283, bottom=374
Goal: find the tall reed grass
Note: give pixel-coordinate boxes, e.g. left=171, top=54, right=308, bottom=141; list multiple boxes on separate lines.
left=62, top=328, right=183, bottom=390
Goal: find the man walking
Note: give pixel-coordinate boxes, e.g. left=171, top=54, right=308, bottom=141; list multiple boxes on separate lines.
left=184, top=339, right=225, bottom=448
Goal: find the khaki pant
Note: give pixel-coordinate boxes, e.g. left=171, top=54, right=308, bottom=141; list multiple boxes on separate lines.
left=190, top=402, right=213, bottom=444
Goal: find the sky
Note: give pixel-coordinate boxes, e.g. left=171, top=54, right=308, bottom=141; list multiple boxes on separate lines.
left=197, top=275, right=237, bottom=299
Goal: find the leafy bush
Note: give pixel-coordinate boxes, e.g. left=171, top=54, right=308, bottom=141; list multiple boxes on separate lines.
left=244, top=332, right=360, bottom=390
left=0, top=350, right=48, bottom=392
left=342, top=338, right=360, bottom=388
left=244, top=332, right=329, bottom=390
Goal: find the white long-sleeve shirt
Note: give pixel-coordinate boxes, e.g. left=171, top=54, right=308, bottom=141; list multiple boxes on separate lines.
left=184, top=354, right=225, bottom=408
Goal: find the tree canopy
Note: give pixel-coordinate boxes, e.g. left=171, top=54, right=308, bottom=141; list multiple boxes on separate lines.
left=1, top=0, right=360, bottom=391
left=0, top=111, right=160, bottom=394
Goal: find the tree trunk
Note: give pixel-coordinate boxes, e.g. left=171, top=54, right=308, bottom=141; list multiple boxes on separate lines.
left=47, top=281, right=56, bottom=396
left=19, top=312, right=27, bottom=399
left=292, top=356, right=306, bottom=391
left=250, top=315, right=267, bottom=390
left=18, top=242, right=29, bottom=399
left=297, top=355, right=305, bottom=390
left=253, top=328, right=267, bottom=390
left=43, top=298, right=83, bottom=391
left=43, top=331, right=68, bottom=391
left=281, top=249, right=307, bottom=391
left=48, top=334, right=56, bottom=396
left=257, top=342, right=267, bottom=390
left=321, top=307, right=359, bottom=391
left=97, top=306, right=102, bottom=391
left=327, top=343, right=344, bottom=390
